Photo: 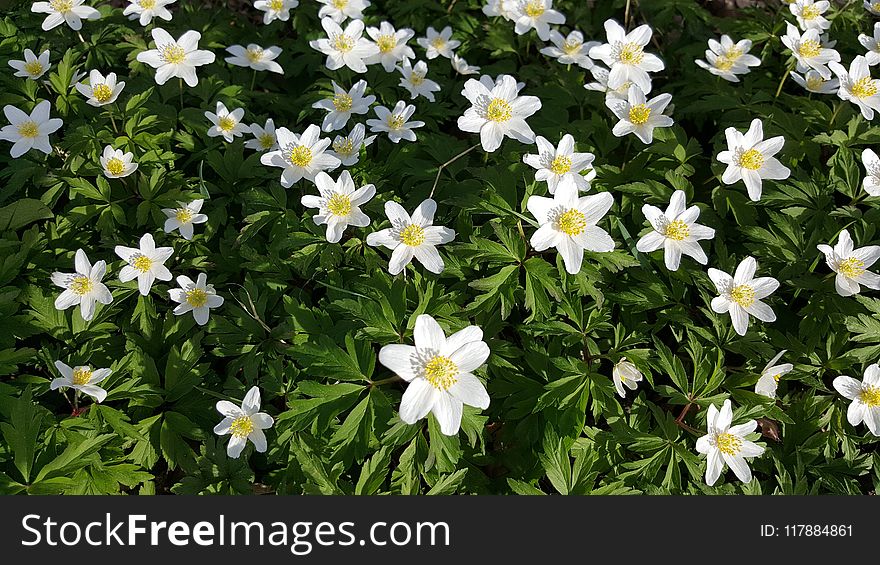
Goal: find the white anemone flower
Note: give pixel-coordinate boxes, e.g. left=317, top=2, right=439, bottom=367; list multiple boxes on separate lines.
left=169, top=273, right=224, bottom=325
left=162, top=199, right=208, bottom=240
left=868, top=0, right=880, bottom=15
left=366, top=199, right=455, bottom=275
left=862, top=148, right=880, bottom=196
left=309, top=17, right=379, bottom=74
left=589, top=19, right=664, bottom=94
left=612, top=357, right=643, bottom=398
left=114, top=233, right=174, bottom=296
left=451, top=54, right=480, bottom=76
left=522, top=134, right=595, bottom=194
left=829, top=56, right=880, bottom=120
left=755, top=350, right=793, bottom=399
left=817, top=228, right=880, bottom=297
left=329, top=123, right=375, bottom=166
left=365, top=21, right=415, bottom=72
left=708, top=256, right=779, bottom=336
left=833, top=364, right=880, bottom=436
left=254, top=0, right=298, bottom=24
left=510, top=0, right=565, bottom=41
left=607, top=85, right=673, bottom=144
left=780, top=23, right=839, bottom=79
left=716, top=118, right=790, bottom=202
left=417, top=26, right=460, bottom=60
left=100, top=146, right=138, bottom=179
left=457, top=74, right=541, bottom=152
left=378, top=314, right=490, bottom=436
left=695, top=35, right=761, bottom=82
left=398, top=60, right=441, bottom=102
left=583, top=65, right=649, bottom=101
left=261, top=124, right=341, bottom=187
left=483, top=0, right=514, bottom=20
left=790, top=0, right=830, bottom=32
left=636, top=190, right=715, bottom=271
left=540, top=30, right=597, bottom=69
left=859, top=22, right=880, bottom=66
left=790, top=69, right=839, bottom=94
left=136, top=28, right=215, bottom=87
left=75, top=70, right=125, bottom=106
left=9, top=49, right=51, bottom=80
left=51, top=361, right=111, bottom=403
left=224, top=44, right=283, bottom=74
left=245, top=118, right=278, bottom=151
left=0, top=100, right=63, bottom=158
left=205, top=101, right=249, bottom=143
left=366, top=100, right=424, bottom=143
left=214, top=387, right=274, bottom=458
left=301, top=170, right=375, bottom=243
left=696, top=399, right=764, bottom=486
left=123, top=0, right=176, bottom=26
left=31, top=0, right=100, bottom=31
left=312, top=80, right=375, bottom=132
left=51, top=249, right=113, bottom=321
left=317, top=0, right=369, bottom=23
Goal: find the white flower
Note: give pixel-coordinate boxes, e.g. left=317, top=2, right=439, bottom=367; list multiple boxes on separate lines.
left=589, top=19, right=664, bottom=94
left=612, top=357, right=643, bottom=398
left=317, top=0, right=368, bottom=23
left=136, top=28, right=215, bottom=87
left=378, top=314, right=490, bottom=436
left=716, top=118, right=790, bottom=202
left=790, top=0, right=830, bottom=32
left=114, top=233, right=174, bottom=296
left=100, top=145, right=138, bottom=179
left=329, top=123, right=375, bottom=166
left=510, top=0, right=565, bottom=41
left=522, top=134, right=595, bottom=194
left=74, top=70, right=125, bottom=106
left=31, top=0, right=100, bottom=31
left=162, top=199, right=208, bottom=240
left=365, top=21, right=415, bottom=72
left=451, top=54, right=480, bottom=76
left=868, top=0, right=880, bottom=16
left=301, top=170, right=374, bottom=243
left=169, top=273, right=224, bottom=325
left=829, top=56, right=880, bottom=120
left=51, top=249, right=113, bottom=321
left=366, top=100, right=424, bottom=143
left=483, top=0, right=514, bottom=20
left=708, top=256, right=779, bottom=336
left=862, top=148, right=880, bottom=196
left=859, top=23, right=880, bottom=66
left=527, top=183, right=615, bottom=275
left=417, top=26, right=460, bottom=60
left=833, top=364, right=880, bottom=436
left=780, top=23, right=839, bottom=79
left=816, top=228, right=880, bottom=297
left=309, top=17, right=379, bottom=74
left=0, top=100, right=63, bottom=158
left=205, top=101, right=250, bottom=143
left=9, top=49, right=51, bottom=80
left=398, top=60, right=441, bottom=102
left=123, top=0, right=175, bottom=26
left=540, top=30, right=597, bottom=69
left=311, top=80, right=375, bottom=132
left=790, top=69, right=839, bottom=94
left=366, top=198, right=455, bottom=275
left=583, top=65, right=648, bottom=101
left=607, top=85, right=673, bottom=144
left=457, top=74, right=541, bottom=152
left=755, top=350, right=793, bottom=399
left=214, top=386, right=274, bottom=458
left=696, top=399, right=764, bottom=486
left=636, top=190, right=715, bottom=271
left=260, top=124, right=341, bottom=187
left=695, top=35, right=761, bottom=82
left=224, top=44, right=283, bottom=74
left=51, top=361, right=111, bottom=403
left=254, top=0, right=298, bottom=24
left=245, top=118, right=278, bottom=151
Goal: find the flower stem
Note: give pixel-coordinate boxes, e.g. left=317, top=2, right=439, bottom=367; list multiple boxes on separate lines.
left=774, top=61, right=796, bottom=99
left=429, top=143, right=480, bottom=198
left=250, top=69, right=257, bottom=92
left=178, top=78, right=184, bottom=109
left=369, top=375, right=401, bottom=387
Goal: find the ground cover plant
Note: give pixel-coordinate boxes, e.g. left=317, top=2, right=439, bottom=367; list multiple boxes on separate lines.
left=1, top=0, right=880, bottom=496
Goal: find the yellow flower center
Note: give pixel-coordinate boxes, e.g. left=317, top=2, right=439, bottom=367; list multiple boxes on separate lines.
left=851, top=76, right=878, bottom=99
left=715, top=52, right=739, bottom=72
left=556, top=209, right=587, bottom=236
left=333, top=92, right=353, bottom=112
left=549, top=155, right=572, bottom=175
left=69, top=275, right=94, bottom=296
left=772, top=373, right=782, bottom=382
left=838, top=257, right=866, bottom=278
left=333, top=137, right=355, bottom=156
left=399, top=224, right=425, bottom=246
left=259, top=133, right=275, bottom=149
left=332, top=34, right=355, bottom=53
left=618, top=42, right=644, bottom=65
left=737, top=148, right=764, bottom=170
left=218, top=115, right=236, bottom=132
left=714, top=432, right=742, bottom=456
left=730, top=284, right=756, bottom=307
left=268, top=0, right=283, bottom=10
left=524, top=0, right=545, bottom=17
left=424, top=355, right=459, bottom=390
left=801, top=4, right=820, bottom=19
left=387, top=114, right=406, bottom=129
left=377, top=34, right=396, bottom=53
left=230, top=416, right=254, bottom=437
left=326, top=193, right=352, bottom=216
left=131, top=255, right=153, bottom=273
left=410, top=72, right=425, bottom=86
left=92, top=83, right=113, bottom=103
left=486, top=98, right=513, bottom=122
left=246, top=47, right=264, bottom=63
left=50, top=0, right=73, bottom=12
left=160, top=44, right=186, bottom=65
left=186, top=288, right=208, bottom=308
left=663, top=219, right=690, bottom=241
left=431, top=37, right=446, bottom=50
left=332, top=0, right=347, bottom=8
left=289, top=146, right=313, bottom=167
left=562, top=38, right=581, bottom=55
left=628, top=104, right=651, bottom=125
left=72, top=367, right=92, bottom=385
left=861, top=385, right=880, bottom=407
left=798, top=39, right=821, bottom=58
left=139, top=0, right=156, bottom=8
left=806, top=75, right=825, bottom=90
left=24, top=61, right=44, bottom=77
left=175, top=208, right=193, bottom=223
left=106, top=157, right=125, bottom=176
left=17, top=121, right=39, bottom=138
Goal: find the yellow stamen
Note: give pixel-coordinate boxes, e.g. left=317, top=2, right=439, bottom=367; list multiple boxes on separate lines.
left=798, top=40, right=821, bottom=58
left=245, top=47, right=264, bottom=63
left=430, top=37, right=446, bottom=50
left=230, top=416, right=254, bottom=437
left=861, top=385, right=880, bottom=407
left=377, top=34, right=396, bottom=53
left=801, top=5, right=820, bottom=19
left=628, top=104, right=651, bottom=125
left=618, top=42, right=644, bottom=65
left=556, top=209, right=587, bottom=236
left=69, top=275, right=94, bottom=296
left=72, top=367, right=92, bottom=385
left=326, top=193, right=352, bottom=216
left=268, top=0, right=283, bottom=10
left=714, top=432, right=742, bottom=455
left=218, top=115, right=236, bottom=132
left=806, top=76, right=825, bottom=90
left=175, top=208, right=193, bottom=223
left=332, top=0, right=347, bottom=8
left=730, top=284, right=756, bottom=307
left=92, top=83, right=113, bottom=103
left=160, top=44, right=186, bottom=65
left=50, top=0, right=73, bottom=12
left=838, top=257, right=866, bottom=278
left=562, top=38, right=581, bottom=55
left=105, top=157, right=125, bottom=176
left=131, top=255, right=153, bottom=273
left=399, top=224, right=425, bottom=246
left=424, top=356, right=458, bottom=390
left=186, top=288, right=208, bottom=308
left=851, top=77, right=878, bottom=99
left=332, top=34, right=354, bottom=53
left=24, top=61, right=43, bottom=77
left=549, top=155, right=572, bottom=175
left=663, top=219, right=690, bottom=241
left=333, top=137, right=355, bottom=156
left=259, top=133, right=275, bottom=149
left=139, top=0, right=156, bottom=8
left=333, top=92, right=353, bottom=112
left=486, top=98, right=512, bottom=122
left=409, top=73, right=426, bottom=86
left=524, top=0, right=545, bottom=17
left=737, top=148, right=764, bottom=170
left=17, top=121, right=39, bottom=138
left=387, top=114, right=406, bottom=129
left=289, top=146, right=313, bottom=167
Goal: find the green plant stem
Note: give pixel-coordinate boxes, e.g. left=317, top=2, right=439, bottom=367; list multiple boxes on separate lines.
left=250, top=69, right=257, bottom=92
left=369, top=375, right=402, bottom=387
left=178, top=78, right=184, bottom=109
left=429, top=143, right=480, bottom=198
left=774, top=61, right=796, bottom=99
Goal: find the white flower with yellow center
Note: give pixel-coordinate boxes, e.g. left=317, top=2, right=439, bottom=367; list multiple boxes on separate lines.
left=482, top=0, right=514, bottom=20
left=790, top=69, right=839, bottom=94
left=366, top=198, right=455, bottom=275
left=863, top=148, right=880, bottom=196
left=527, top=183, right=615, bottom=275
left=457, top=74, right=541, bottom=153
left=214, top=386, right=274, bottom=458
left=522, top=134, right=595, bottom=194
left=365, top=21, right=415, bottom=72
left=696, top=399, right=764, bottom=486
left=540, top=30, right=597, bottom=69
left=817, top=228, right=880, bottom=297
left=398, top=60, right=441, bottom=102
left=790, top=0, right=829, bottom=32
left=162, top=199, right=207, bottom=240
left=317, top=0, right=369, bottom=23
left=169, top=273, right=224, bottom=325
left=136, top=28, right=215, bottom=87
left=755, top=350, right=793, bottom=399
left=366, top=100, right=424, bottom=143
left=301, top=170, right=375, bottom=243
left=260, top=124, right=341, bottom=187
left=51, top=249, right=113, bottom=321
left=0, top=100, right=63, bottom=158
left=205, top=101, right=250, bottom=143
left=834, top=364, right=880, bottom=437
left=859, top=23, right=880, bottom=67
left=309, top=17, right=379, bottom=74
left=74, top=70, right=125, bottom=107
left=868, top=0, right=880, bottom=16
left=709, top=256, right=779, bottom=336
left=716, top=118, right=790, bottom=202
left=695, top=35, right=761, bottom=82
left=114, top=233, right=174, bottom=296
left=607, top=85, right=673, bottom=144
left=123, top=0, right=175, bottom=26
left=583, top=65, right=649, bottom=102
left=636, top=190, right=715, bottom=271
left=780, top=23, right=839, bottom=80
left=612, top=357, right=643, bottom=398
left=451, top=54, right=480, bottom=76
left=510, top=0, right=565, bottom=41
left=254, top=0, right=298, bottom=24
left=312, top=79, right=375, bottom=132
left=224, top=44, right=283, bottom=74
left=31, top=0, right=100, bottom=31
left=100, top=145, right=138, bottom=179
left=9, top=49, right=51, bottom=80
left=329, top=123, right=376, bottom=166
left=51, top=361, right=112, bottom=403
left=378, top=314, right=490, bottom=436
left=244, top=118, right=278, bottom=152
left=829, top=56, right=880, bottom=120
left=589, top=19, right=664, bottom=94
left=417, top=26, right=460, bottom=60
